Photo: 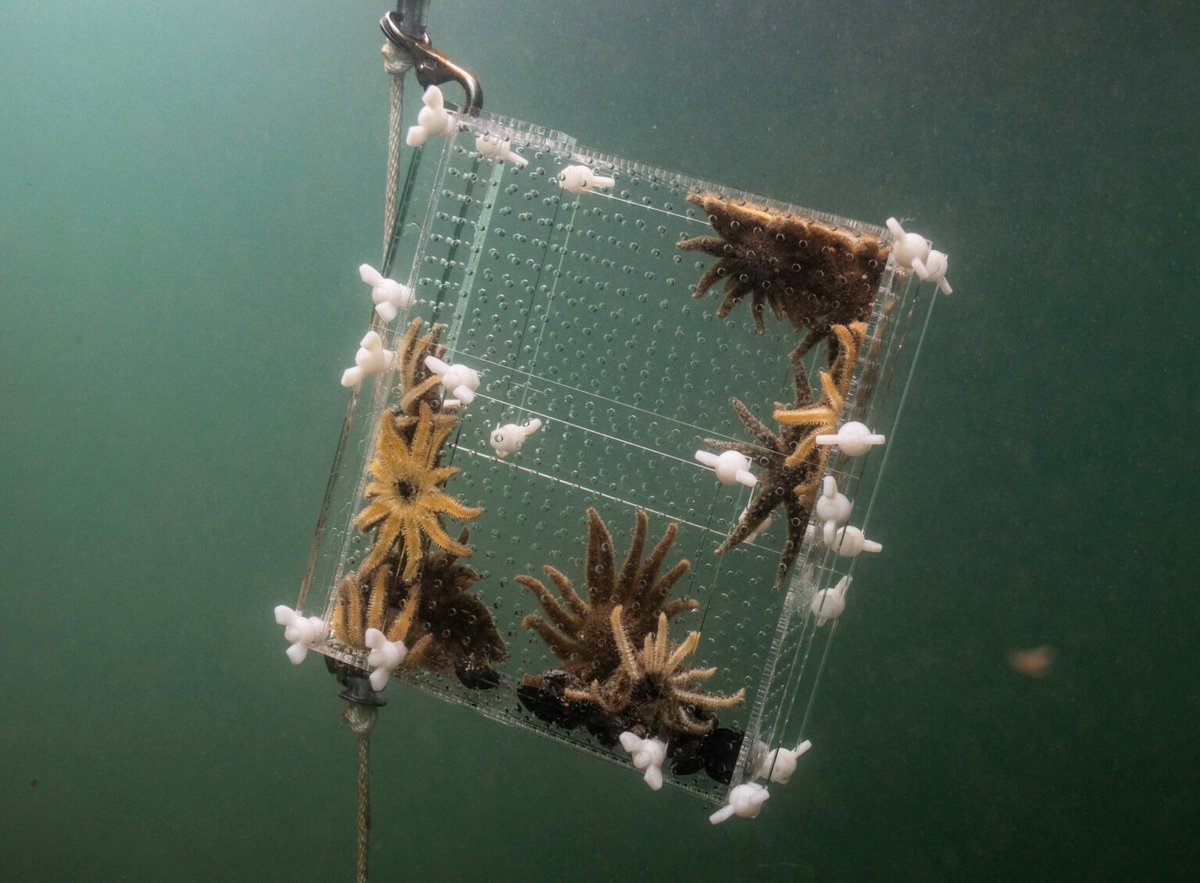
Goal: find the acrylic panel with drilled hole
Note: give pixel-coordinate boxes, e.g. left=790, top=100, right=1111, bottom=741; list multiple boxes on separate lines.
left=299, top=111, right=936, bottom=804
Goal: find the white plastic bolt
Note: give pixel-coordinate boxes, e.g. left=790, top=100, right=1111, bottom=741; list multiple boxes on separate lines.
left=364, top=627, right=409, bottom=691
left=475, top=134, right=528, bottom=168
left=274, top=605, right=325, bottom=665
left=359, top=264, right=414, bottom=324
left=814, top=476, right=852, bottom=525
left=816, top=421, right=887, bottom=457
left=811, top=576, right=851, bottom=625
left=557, top=164, right=615, bottom=195
left=709, top=782, right=770, bottom=824
left=424, top=355, right=481, bottom=406
left=885, top=217, right=952, bottom=295
left=489, top=418, right=542, bottom=458
left=695, top=450, right=757, bottom=488
left=341, top=331, right=396, bottom=389
left=619, top=732, right=668, bottom=791
left=406, top=85, right=453, bottom=147
left=757, top=739, right=813, bottom=785
left=823, top=523, right=882, bottom=558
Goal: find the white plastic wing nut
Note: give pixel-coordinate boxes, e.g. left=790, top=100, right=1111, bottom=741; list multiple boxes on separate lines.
left=406, top=85, right=453, bottom=147
left=341, top=331, right=396, bottom=389
left=815, top=421, right=886, bottom=457
left=619, top=732, right=668, bottom=791
left=475, top=134, right=528, bottom=168
left=757, top=739, right=813, bottom=785
left=885, top=217, right=952, bottom=295
left=359, top=264, right=414, bottom=324
left=489, top=418, right=542, bottom=458
left=814, top=476, right=852, bottom=525
left=913, top=249, right=952, bottom=295
left=274, top=605, right=325, bottom=665
left=822, top=523, right=883, bottom=558
left=811, top=576, right=851, bottom=626
left=424, top=356, right=481, bottom=406
left=364, top=627, right=409, bottom=692
left=556, top=164, right=615, bottom=195
left=709, top=783, right=771, bottom=825
left=695, top=450, right=757, bottom=488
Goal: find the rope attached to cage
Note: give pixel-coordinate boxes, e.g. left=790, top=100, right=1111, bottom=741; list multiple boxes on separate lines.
left=382, top=41, right=414, bottom=271
left=344, top=702, right=379, bottom=883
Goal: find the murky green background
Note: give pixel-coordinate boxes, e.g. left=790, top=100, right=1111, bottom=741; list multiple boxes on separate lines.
left=2, top=1, right=1196, bottom=879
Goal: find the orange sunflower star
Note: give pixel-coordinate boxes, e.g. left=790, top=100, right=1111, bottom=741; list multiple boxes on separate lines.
left=773, top=321, right=866, bottom=467
left=355, top=402, right=483, bottom=580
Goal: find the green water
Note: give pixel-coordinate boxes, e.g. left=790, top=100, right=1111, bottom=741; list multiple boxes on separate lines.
left=2, top=1, right=1196, bottom=879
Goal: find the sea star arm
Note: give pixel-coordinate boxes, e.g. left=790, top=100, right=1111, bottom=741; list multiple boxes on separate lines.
left=584, top=508, right=617, bottom=604
left=384, top=583, right=421, bottom=644
left=673, top=666, right=718, bottom=683
left=676, top=234, right=727, bottom=259
left=615, top=509, right=649, bottom=602
left=673, top=686, right=745, bottom=709
left=664, top=630, right=701, bottom=673
left=520, top=613, right=581, bottom=662
left=363, top=516, right=404, bottom=578
left=662, top=598, right=700, bottom=620
left=609, top=606, right=642, bottom=680
left=399, top=516, right=425, bottom=579
left=703, top=438, right=767, bottom=461
left=424, top=491, right=484, bottom=521
left=354, top=499, right=392, bottom=532
left=366, top=565, right=389, bottom=633
left=637, top=521, right=680, bottom=599
left=401, top=374, right=442, bottom=414
left=652, top=614, right=669, bottom=667
left=515, top=574, right=583, bottom=633
left=645, top=560, right=691, bottom=613
left=544, top=566, right=589, bottom=618
left=334, top=575, right=364, bottom=647
left=731, top=399, right=783, bottom=452
left=417, top=512, right=473, bottom=558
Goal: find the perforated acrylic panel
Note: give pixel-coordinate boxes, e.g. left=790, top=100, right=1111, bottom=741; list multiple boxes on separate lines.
left=301, top=111, right=935, bottom=804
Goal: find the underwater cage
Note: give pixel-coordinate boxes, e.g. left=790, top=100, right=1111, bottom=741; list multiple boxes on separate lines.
left=275, top=3, right=953, bottom=869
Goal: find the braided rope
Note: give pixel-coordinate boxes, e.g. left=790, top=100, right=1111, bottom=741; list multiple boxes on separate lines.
left=382, top=41, right=414, bottom=267
left=344, top=703, right=379, bottom=883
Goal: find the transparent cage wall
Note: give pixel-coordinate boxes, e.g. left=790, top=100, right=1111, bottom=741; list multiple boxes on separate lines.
left=300, top=112, right=934, bottom=803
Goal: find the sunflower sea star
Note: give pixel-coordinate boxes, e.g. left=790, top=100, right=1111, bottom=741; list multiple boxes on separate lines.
left=678, top=192, right=889, bottom=357
left=774, top=321, right=867, bottom=467
left=394, top=316, right=450, bottom=418
left=332, top=531, right=507, bottom=682
left=704, top=322, right=867, bottom=587
left=332, top=564, right=432, bottom=663
left=516, top=508, right=698, bottom=685
left=354, top=402, right=483, bottom=580
left=564, top=606, right=745, bottom=738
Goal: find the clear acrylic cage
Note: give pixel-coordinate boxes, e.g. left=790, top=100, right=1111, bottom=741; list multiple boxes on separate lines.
left=295, top=111, right=936, bottom=805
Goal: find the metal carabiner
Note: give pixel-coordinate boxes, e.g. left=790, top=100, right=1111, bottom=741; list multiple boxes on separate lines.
left=380, top=10, right=483, bottom=114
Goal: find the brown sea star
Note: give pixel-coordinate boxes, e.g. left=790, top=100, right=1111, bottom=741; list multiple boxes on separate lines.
left=516, top=508, right=698, bottom=685
left=394, top=316, right=451, bottom=420
left=678, top=192, right=889, bottom=356
left=774, top=322, right=867, bottom=467
left=333, top=527, right=507, bottom=679
left=332, top=564, right=431, bottom=662
left=704, top=322, right=867, bottom=587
